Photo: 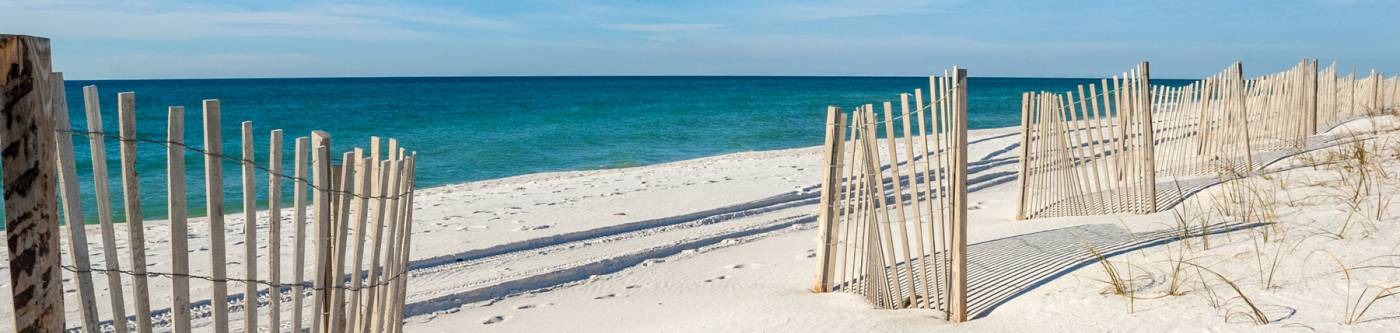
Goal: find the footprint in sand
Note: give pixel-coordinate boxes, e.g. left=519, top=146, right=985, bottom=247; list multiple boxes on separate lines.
left=482, top=315, right=506, bottom=325
left=725, top=263, right=760, bottom=269
left=515, top=304, right=536, bottom=310
left=704, top=276, right=728, bottom=283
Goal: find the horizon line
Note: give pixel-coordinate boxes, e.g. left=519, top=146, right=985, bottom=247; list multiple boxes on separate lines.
left=64, top=74, right=1204, bottom=82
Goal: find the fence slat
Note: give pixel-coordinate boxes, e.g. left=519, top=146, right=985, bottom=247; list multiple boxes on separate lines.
left=52, top=72, right=103, bottom=333
left=292, top=137, right=311, bottom=332
left=361, top=142, right=387, bottom=333
left=268, top=129, right=284, bottom=331
left=948, top=68, right=969, bottom=322
left=204, top=99, right=231, bottom=333
left=329, top=151, right=356, bottom=333
left=83, top=85, right=130, bottom=333
left=167, top=106, right=193, bottom=333
left=371, top=156, right=403, bottom=333
left=117, top=92, right=155, bottom=333
left=814, top=106, right=842, bottom=292
left=241, top=121, right=260, bottom=332
left=310, top=131, right=332, bottom=333
left=388, top=156, right=417, bottom=333
left=346, top=152, right=372, bottom=332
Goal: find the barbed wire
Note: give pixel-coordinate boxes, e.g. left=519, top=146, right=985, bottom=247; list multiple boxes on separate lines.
left=57, top=129, right=416, bottom=201
left=61, top=263, right=410, bottom=293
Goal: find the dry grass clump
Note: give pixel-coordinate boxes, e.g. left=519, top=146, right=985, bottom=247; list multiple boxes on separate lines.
left=1316, top=252, right=1400, bottom=325
left=1189, top=262, right=1271, bottom=324
left=1327, top=141, right=1396, bottom=237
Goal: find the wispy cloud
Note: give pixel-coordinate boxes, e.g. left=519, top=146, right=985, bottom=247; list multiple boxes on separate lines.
left=755, top=0, right=963, bottom=22
left=603, top=23, right=723, bottom=33
left=0, top=1, right=513, bottom=41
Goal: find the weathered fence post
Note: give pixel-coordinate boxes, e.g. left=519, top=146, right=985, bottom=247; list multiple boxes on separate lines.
left=1014, top=93, right=1031, bottom=221
left=1139, top=62, right=1156, bottom=213
left=203, top=99, right=230, bottom=333
left=53, top=71, right=104, bottom=333
left=949, top=67, right=969, bottom=323
left=0, top=34, right=65, bottom=333
left=814, top=106, right=846, bottom=292
left=1372, top=69, right=1381, bottom=115
left=1308, top=59, right=1319, bottom=135
left=1233, top=62, right=1254, bottom=171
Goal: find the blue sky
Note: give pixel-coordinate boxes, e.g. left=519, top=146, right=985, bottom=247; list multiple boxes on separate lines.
left=3, top=0, right=1397, bottom=79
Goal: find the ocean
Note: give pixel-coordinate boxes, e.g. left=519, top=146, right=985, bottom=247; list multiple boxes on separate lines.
left=35, top=76, right=1189, bottom=223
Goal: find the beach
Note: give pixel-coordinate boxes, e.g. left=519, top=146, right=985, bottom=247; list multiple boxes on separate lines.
left=402, top=117, right=1400, bottom=332
left=4, top=114, right=1398, bottom=332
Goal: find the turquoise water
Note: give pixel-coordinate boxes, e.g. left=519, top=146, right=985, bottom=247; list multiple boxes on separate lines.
left=23, top=76, right=1189, bottom=223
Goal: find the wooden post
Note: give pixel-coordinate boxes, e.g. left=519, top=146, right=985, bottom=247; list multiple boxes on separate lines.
left=814, top=106, right=845, bottom=292
left=362, top=159, right=389, bottom=333
left=329, top=151, right=355, bottom=333
left=1307, top=59, right=1318, bottom=135
left=82, top=85, right=130, bottom=333
left=1014, top=93, right=1031, bottom=220
left=117, top=92, right=155, bottom=333
left=371, top=155, right=403, bottom=333
left=1233, top=62, right=1253, bottom=171
left=1139, top=62, right=1156, bottom=213
left=390, top=155, right=417, bottom=333
left=268, top=129, right=284, bottom=331
left=167, top=106, right=193, bottom=333
left=948, top=67, right=969, bottom=322
left=240, top=121, right=259, bottom=333
left=292, top=137, right=311, bottom=332
left=1372, top=69, right=1381, bottom=115
left=204, top=99, right=231, bottom=333
left=52, top=72, right=103, bottom=333
left=0, top=34, right=65, bottom=333
left=345, top=152, right=373, bottom=331
left=311, top=131, right=332, bottom=333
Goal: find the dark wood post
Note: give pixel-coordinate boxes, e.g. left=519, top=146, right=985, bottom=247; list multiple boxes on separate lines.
left=1, top=34, right=65, bottom=333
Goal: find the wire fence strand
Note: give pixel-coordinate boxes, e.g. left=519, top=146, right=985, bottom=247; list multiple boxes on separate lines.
left=57, top=129, right=415, bottom=201
left=59, top=264, right=411, bottom=293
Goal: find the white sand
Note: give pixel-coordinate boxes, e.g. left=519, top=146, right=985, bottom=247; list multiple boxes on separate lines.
left=4, top=117, right=1400, bottom=332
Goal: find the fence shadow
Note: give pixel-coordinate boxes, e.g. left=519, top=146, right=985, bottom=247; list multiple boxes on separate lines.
left=962, top=222, right=1266, bottom=319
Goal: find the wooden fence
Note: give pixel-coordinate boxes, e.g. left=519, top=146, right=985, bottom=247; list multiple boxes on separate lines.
left=1016, top=62, right=1156, bottom=219
left=1015, top=59, right=1398, bottom=220
left=813, top=68, right=969, bottom=322
left=2, top=34, right=420, bottom=333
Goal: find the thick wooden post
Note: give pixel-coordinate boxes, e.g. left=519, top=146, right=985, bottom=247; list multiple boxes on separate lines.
left=1233, top=62, right=1253, bottom=171
left=949, top=67, right=969, bottom=322
left=1372, top=69, right=1381, bottom=115
left=814, top=106, right=845, bottom=292
left=1308, top=59, right=1319, bottom=135
left=0, top=34, right=65, bottom=333
left=1139, top=62, right=1156, bottom=213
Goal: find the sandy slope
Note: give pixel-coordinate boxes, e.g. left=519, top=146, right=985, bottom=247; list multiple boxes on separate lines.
left=403, top=117, right=1400, bottom=332
left=5, top=116, right=1400, bottom=332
